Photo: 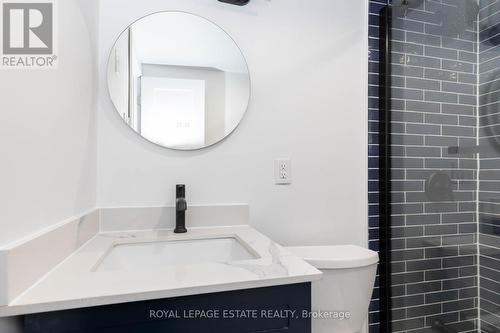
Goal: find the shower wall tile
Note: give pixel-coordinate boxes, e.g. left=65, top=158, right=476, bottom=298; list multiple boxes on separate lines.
left=368, top=0, right=482, bottom=332
left=478, top=1, right=500, bottom=332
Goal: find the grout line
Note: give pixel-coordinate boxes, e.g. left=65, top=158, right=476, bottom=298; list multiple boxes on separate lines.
left=475, top=11, right=482, bottom=329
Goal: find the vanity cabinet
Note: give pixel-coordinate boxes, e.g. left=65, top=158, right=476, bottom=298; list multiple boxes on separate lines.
left=24, top=283, right=311, bottom=333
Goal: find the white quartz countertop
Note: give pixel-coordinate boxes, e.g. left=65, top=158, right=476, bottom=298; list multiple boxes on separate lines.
left=0, top=226, right=322, bottom=317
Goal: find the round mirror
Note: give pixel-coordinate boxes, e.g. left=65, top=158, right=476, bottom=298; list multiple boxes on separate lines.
left=107, top=12, right=251, bottom=150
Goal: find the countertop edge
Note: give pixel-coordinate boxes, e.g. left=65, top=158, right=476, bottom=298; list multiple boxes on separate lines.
left=0, top=272, right=322, bottom=318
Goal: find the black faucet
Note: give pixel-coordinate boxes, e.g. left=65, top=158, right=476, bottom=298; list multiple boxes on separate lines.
left=174, top=184, right=188, bottom=233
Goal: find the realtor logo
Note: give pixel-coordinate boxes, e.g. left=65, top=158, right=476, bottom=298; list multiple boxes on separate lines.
left=1, top=0, right=57, bottom=69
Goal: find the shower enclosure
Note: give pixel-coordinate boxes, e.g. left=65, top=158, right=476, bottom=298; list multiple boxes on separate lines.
left=370, top=0, right=500, bottom=332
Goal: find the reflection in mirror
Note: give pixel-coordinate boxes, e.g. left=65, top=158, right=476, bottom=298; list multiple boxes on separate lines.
left=107, top=12, right=250, bottom=150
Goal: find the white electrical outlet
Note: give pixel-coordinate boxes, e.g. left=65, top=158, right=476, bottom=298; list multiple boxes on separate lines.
left=275, top=159, right=292, bottom=185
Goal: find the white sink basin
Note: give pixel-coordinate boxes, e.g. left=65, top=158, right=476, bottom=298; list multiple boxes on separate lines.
left=94, top=237, right=258, bottom=272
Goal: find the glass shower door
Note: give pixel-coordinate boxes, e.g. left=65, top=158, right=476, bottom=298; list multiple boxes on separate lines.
left=378, top=0, right=500, bottom=332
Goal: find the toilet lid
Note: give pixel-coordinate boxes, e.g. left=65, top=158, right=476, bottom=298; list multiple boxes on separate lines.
left=286, top=245, right=379, bottom=269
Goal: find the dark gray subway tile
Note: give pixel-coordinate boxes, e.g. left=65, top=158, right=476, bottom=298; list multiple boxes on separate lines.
left=458, top=72, right=477, bottom=84
left=459, top=244, right=478, bottom=256
left=442, top=60, right=475, bottom=73
left=405, top=192, right=430, bottom=203
left=480, top=101, right=500, bottom=118
left=442, top=299, right=476, bottom=313
left=406, top=100, right=441, bottom=113
left=392, top=226, right=424, bottom=238
left=407, top=304, right=442, bottom=318
left=459, top=266, right=477, bottom=278
left=406, top=146, right=442, bottom=157
left=392, top=111, right=424, bottom=123
left=393, top=41, right=424, bottom=55
left=479, top=89, right=500, bottom=106
left=425, top=113, right=458, bottom=125
left=406, top=214, right=441, bottom=226
left=459, top=307, right=477, bottom=321
left=425, top=268, right=459, bottom=281
left=425, top=158, right=459, bottom=169
left=425, top=202, right=458, bottom=213
left=407, top=236, right=442, bottom=249
left=424, top=91, right=459, bottom=103
left=459, top=115, right=476, bottom=127
left=392, top=249, right=425, bottom=262
left=392, top=262, right=407, bottom=274
left=459, top=159, right=477, bottom=170
left=391, top=122, right=406, bottom=134
left=442, top=212, right=476, bottom=224
left=480, top=55, right=500, bottom=74
left=446, top=319, right=477, bottom=332
left=392, top=180, right=424, bottom=192
left=442, top=235, right=476, bottom=246
left=393, top=157, right=425, bottom=168
left=392, top=272, right=425, bottom=285
left=425, top=68, right=458, bottom=82
left=393, top=64, right=424, bottom=78
left=425, top=136, right=458, bottom=147
left=405, top=7, right=440, bottom=23
left=391, top=238, right=407, bottom=250
left=459, top=94, right=477, bottom=106
left=480, top=268, right=500, bottom=288
left=392, top=88, right=424, bottom=100
left=459, top=51, right=477, bottom=63
left=392, top=134, right=425, bottom=145
left=406, top=124, right=441, bottom=135
left=406, top=55, right=441, bottom=69
left=443, top=256, right=476, bottom=268
left=406, top=77, right=440, bottom=91
left=459, top=202, right=477, bottom=212
left=392, top=294, right=425, bottom=309
left=442, top=82, right=475, bottom=95
left=392, top=318, right=425, bottom=332
left=442, top=37, right=475, bottom=52
left=391, top=203, right=424, bottom=215
left=480, top=170, right=500, bottom=180
left=406, top=167, right=441, bottom=181
left=442, top=125, right=476, bottom=137
left=407, top=31, right=441, bottom=46
left=425, top=224, right=458, bottom=236
left=425, top=312, right=460, bottom=327
left=442, top=103, right=476, bottom=115
left=407, top=281, right=442, bottom=295
left=459, top=223, right=477, bottom=234
left=425, top=246, right=459, bottom=258
left=480, top=181, right=500, bottom=192
left=391, top=145, right=406, bottom=157
left=442, top=277, right=476, bottom=290
left=407, top=258, right=442, bottom=271
left=425, top=46, right=458, bottom=60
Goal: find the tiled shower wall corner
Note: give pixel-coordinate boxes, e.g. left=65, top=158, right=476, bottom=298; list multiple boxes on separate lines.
left=478, top=1, right=500, bottom=332
left=368, top=1, right=484, bottom=332
left=368, top=5, right=386, bottom=333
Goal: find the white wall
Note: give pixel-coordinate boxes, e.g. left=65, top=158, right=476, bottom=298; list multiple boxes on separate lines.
left=225, top=72, right=250, bottom=136
left=97, top=0, right=368, bottom=247
left=0, top=0, right=99, bottom=247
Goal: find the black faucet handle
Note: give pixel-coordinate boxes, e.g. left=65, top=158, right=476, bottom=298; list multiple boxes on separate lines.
left=175, top=184, right=188, bottom=234
left=176, top=198, right=187, bottom=211
left=176, top=184, right=186, bottom=198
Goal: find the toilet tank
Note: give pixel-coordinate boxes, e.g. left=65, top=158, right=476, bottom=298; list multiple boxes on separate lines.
left=286, top=245, right=379, bottom=333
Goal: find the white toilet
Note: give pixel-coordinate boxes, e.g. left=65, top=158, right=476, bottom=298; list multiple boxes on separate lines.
left=286, top=245, right=379, bottom=333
